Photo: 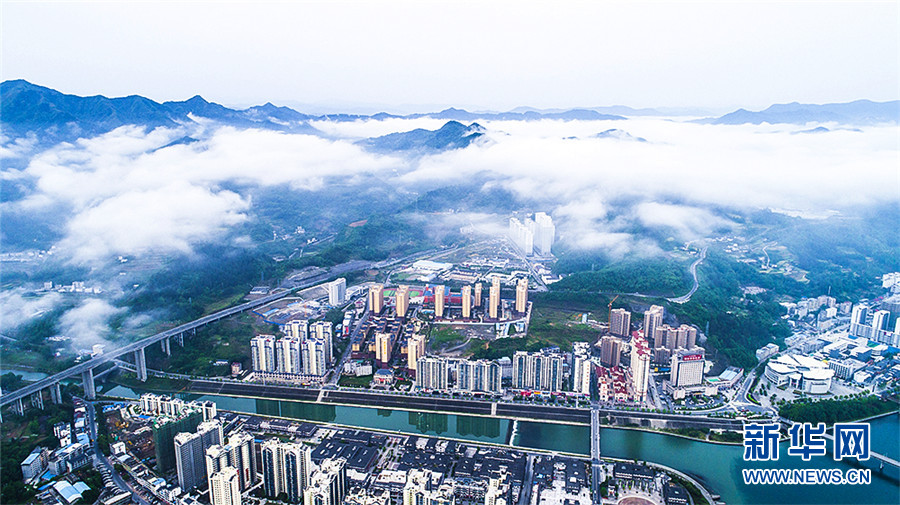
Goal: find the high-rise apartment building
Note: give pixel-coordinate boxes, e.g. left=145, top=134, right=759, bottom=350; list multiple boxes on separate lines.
left=599, top=336, right=622, bottom=368
left=304, top=458, right=348, bottom=505
left=327, top=278, right=346, bottom=306
left=309, top=321, right=334, bottom=364
left=402, top=469, right=454, bottom=505
left=396, top=285, right=410, bottom=318
left=301, top=338, right=328, bottom=376
left=642, top=306, right=665, bottom=348
left=572, top=342, right=593, bottom=394
left=530, top=212, right=555, bottom=256
left=511, top=349, right=565, bottom=392
left=284, top=319, right=309, bottom=340
left=210, top=467, right=242, bottom=505
left=609, top=308, right=631, bottom=337
left=457, top=360, right=502, bottom=394
left=277, top=337, right=303, bottom=374
left=153, top=410, right=203, bottom=473
left=515, top=278, right=528, bottom=313
left=262, top=440, right=314, bottom=503
left=228, top=432, right=257, bottom=491
left=375, top=332, right=393, bottom=367
left=461, top=285, right=472, bottom=319
left=474, top=283, right=482, bottom=307
left=369, top=285, right=385, bottom=314
left=416, top=356, right=449, bottom=391
left=434, top=285, right=445, bottom=318
left=509, top=218, right=534, bottom=256
left=488, top=277, right=501, bottom=319
left=630, top=334, right=651, bottom=403
left=407, top=334, right=426, bottom=373
left=175, top=432, right=207, bottom=491
left=251, top=335, right=278, bottom=372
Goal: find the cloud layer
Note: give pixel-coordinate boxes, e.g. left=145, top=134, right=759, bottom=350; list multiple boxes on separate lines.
left=3, top=117, right=897, bottom=266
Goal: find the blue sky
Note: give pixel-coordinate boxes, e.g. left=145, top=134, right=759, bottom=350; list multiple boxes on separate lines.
left=2, top=1, right=898, bottom=112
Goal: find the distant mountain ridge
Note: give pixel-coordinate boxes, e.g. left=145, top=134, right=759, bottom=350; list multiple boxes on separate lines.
left=359, top=121, right=486, bottom=153
left=2, top=80, right=897, bottom=145
left=702, top=99, right=899, bottom=125
left=0, top=80, right=625, bottom=143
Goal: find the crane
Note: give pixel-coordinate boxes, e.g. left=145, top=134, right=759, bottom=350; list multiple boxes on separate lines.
left=608, top=294, right=619, bottom=328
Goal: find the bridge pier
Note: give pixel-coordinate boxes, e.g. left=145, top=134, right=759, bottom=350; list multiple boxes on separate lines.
left=50, top=383, right=63, bottom=404
left=82, top=369, right=96, bottom=400
left=135, top=348, right=148, bottom=382
left=161, top=337, right=171, bottom=356
left=31, top=391, right=44, bottom=410
left=12, top=397, right=25, bottom=416
left=175, top=333, right=184, bottom=347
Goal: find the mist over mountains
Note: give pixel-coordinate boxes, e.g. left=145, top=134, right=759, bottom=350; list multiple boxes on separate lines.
left=4, top=80, right=897, bottom=147
left=1, top=80, right=898, bottom=359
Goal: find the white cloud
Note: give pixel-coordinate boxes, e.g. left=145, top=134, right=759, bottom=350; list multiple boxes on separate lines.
left=0, top=289, right=63, bottom=332
left=58, top=298, right=124, bottom=350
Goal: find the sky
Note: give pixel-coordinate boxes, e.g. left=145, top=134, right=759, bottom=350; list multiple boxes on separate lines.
left=2, top=1, right=899, bottom=113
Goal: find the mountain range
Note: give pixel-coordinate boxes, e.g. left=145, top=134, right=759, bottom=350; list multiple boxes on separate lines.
left=1, top=80, right=897, bottom=146
left=703, top=99, right=899, bottom=125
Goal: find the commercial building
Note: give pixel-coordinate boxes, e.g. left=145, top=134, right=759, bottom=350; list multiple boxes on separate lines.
left=609, top=309, right=631, bottom=338
left=756, top=343, right=780, bottom=362
left=327, top=278, right=347, bottom=306
left=764, top=354, right=834, bottom=394
left=304, top=458, right=348, bottom=505
left=669, top=348, right=705, bottom=387
left=599, top=336, right=622, bottom=368
left=210, top=466, right=242, bottom=505
left=515, top=278, right=528, bottom=314
left=512, top=349, right=565, bottom=392
left=630, top=334, right=651, bottom=403
left=369, top=285, right=385, bottom=314
left=251, top=335, right=278, bottom=372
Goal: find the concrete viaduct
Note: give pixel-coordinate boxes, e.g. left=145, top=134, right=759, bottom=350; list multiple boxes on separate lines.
left=0, top=285, right=301, bottom=418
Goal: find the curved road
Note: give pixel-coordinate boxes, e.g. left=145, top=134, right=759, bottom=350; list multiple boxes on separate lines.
left=666, top=245, right=707, bottom=304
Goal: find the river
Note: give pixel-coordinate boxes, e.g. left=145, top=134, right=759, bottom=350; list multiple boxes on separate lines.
left=100, top=385, right=899, bottom=505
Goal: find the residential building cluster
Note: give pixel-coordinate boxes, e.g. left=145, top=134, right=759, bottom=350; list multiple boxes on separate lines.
left=508, top=212, right=555, bottom=257
left=415, top=356, right=503, bottom=395
left=250, top=320, right=335, bottom=382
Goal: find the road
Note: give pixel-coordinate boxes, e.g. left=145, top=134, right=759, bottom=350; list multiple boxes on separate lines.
left=667, top=245, right=707, bottom=304
left=183, top=380, right=745, bottom=430
left=328, top=307, right=370, bottom=386
left=85, top=400, right=151, bottom=505
left=590, top=401, right=603, bottom=505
